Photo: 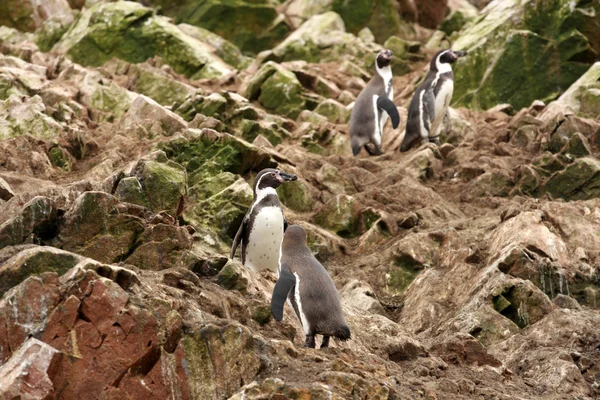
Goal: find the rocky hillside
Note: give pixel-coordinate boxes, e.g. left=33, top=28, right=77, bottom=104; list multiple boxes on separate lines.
left=1, top=0, right=599, bottom=399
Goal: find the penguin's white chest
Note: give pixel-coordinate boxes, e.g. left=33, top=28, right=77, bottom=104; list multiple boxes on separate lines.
left=245, top=206, right=284, bottom=274
left=431, top=79, right=454, bottom=136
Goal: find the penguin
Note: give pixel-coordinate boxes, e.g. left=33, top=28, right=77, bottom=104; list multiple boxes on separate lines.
left=401, top=49, right=467, bottom=152
left=350, top=49, right=401, bottom=156
left=230, top=168, right=297, bottom=274
left=271, top=225, right=351, bottom=349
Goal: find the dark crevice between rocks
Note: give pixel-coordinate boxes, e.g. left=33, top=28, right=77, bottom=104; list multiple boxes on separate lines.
left=492, top=286, right=527, bottom=329
left=109, top=171, right=126, bottom=195
left=111, top=344, right=161, bottom=388
left=469, top=326, right=483, bottom=339
left=91, top=264, right=140, bottom=291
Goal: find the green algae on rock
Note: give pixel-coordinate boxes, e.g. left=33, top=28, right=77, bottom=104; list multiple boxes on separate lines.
left=131, top=158, right=187, bottom=216
left=542, top=157, right=600, bottom=200
left=53, top=1, right=233, bottom=80
left=0, top=95, right=64, bottom=140
left=452, top=0, right=600, bottom=110
left=313, top=194, right=361, bottom=238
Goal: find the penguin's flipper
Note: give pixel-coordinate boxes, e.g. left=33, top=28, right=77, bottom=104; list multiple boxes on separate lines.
left=423, top=90, right=436, bottom=126
left=376, top=96, right=400, bottom=129
left=271, top=267, right=296, bottom=321
left=230, top=215, right=248, bottom=260
left=284, top=217, right=289, bottom=232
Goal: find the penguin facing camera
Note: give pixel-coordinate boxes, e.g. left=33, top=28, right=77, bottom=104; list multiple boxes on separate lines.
left=401, top=49, right=467, bottom=152
left=271, top=225, right=351, bottom=349
left=230, top=168, right=297, bottom=274
left=349, top=49, right=401, bottom=156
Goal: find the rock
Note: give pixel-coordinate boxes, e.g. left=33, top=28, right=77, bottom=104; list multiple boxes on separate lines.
left=552, top=294, right=581, bottom=310
left=542, top=157, right=600, bottom=200
left=104, top=59, right=196, bottom=107
left=57, top=64, right=136, bottom=122
left=58, top=191, right=145, bottom=263
left=283, top=0, right=334, bottom=28
left=332, top=0, right=410, bottom=43
left=313, top=194, right=361, bottom=238
left=53, top=1, right=233, bottom=80
left=277, top=178, right=316, bottom=213
left=258, top=67, right=307, bottom=119
left=177, top=23, right=253, bottom=70
left=175, top=323, right=263, bottom=398
left=430, top=333, right=502, bottom=367
left=0, top=196, right=58, bottom=248
left=542, top=62, right=600, bottom=121
left=0, top=177, right=14, bottom=201
left=314, top=99, right=351, bottom=124
left=441, top=107, right=475, bottom=145
left=270, top=12, right=379, bottom=71
left=170, top=0, right=290, bottom=54
left=217, top=259, right=251, bottom=294
left=0, top=272, right=61, bottom=364
left=128, top=157, right=187, bottom=216
left=440, top=0, right=478, bottom=35
left=339, top=279, right=386, bottom=315
left=35, top=12, right=75, bottom=52
left=561, top=132, right=592, bottom=158
left=453, top=0, right=600, bottom=110
left=0, top=0, right=72, bottom=32
left=414, top=0, right=449, bottom=29
left=125, top=224, right=193, bottom=271
left=462, top=170, right=513, bottom=198
left=511, top=165, right=540, bottom=196
left=0, top=246, right=81, bottom=298
left=315, top=164, right=356, bottom=195
left=0, top=338, right=61, bottom=400
left=357, top=27, right=375, bottom=43
left=0, top=94, right=63, bottom=139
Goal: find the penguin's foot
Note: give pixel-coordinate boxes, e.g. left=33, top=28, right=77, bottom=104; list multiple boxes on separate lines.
left=304, top=335, right=316, bottom=349
left=364, top=144, right=384, bottom=156
left=320, top=336, right=330, bottom=349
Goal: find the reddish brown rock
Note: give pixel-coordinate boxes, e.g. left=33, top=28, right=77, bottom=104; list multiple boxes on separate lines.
left=414, top=0, right=449, bottom=28
left=430, top=333, right=502, bottom=367
left=0, top=338, right=62, bottom=400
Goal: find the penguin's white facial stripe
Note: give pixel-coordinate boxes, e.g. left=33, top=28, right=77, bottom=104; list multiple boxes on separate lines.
left=435, top=51, right=454, bottom=74
left=293, top=272, right=310, bottom=335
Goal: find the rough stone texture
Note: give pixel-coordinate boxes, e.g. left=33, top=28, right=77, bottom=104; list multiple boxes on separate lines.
left=0, top=338, right=61, bottom=400
left=0, top=0, right=72, bottom=33
left=339, top=279, right=386, bottom=315
left=453, top=0, right=600, bottom=110
left=120, top=95, right=188, bottom=138
left=53, top=1, right=233, bottom=79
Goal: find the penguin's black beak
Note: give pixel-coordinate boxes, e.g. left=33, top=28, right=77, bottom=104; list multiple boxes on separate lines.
left=451, top=50, right=468, bottom=59
left=278, top=171, right=298, bottom=182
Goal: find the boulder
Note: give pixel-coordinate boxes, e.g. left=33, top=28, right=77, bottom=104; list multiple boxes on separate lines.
left=119, top=95, right=188, bottom=138
left=0, top=0, right=72, bottom=32
left=542, top=62, right=600, bottom=121
left=170, top=0, right=290, bottom=54
left=125, top=224, right=193, bottom=270
left=0, top=196, right=58, bottom=249
left=0, top=246, right=81, bottom=298
left=277, top=178, right=316, bottom=213
left=414, top=0, right=449, bottom=29
left=0, top=338, right=61, bottom=399
left=314, top=99, right=351, bottom=124
left=270, top=12, right=380, bottom=71
left=453, top=0, right=600, bottom=110
left=339, top=279, right=386, bottom=315
left=53, top=1, right=233, bottom=80
left=0, top=94, right=63, bottom=140
left=542, top=157, right=600, bottom=200
left=313, top=194, right=361, bottom=238
left=440, top=0, right=478, bottom=35
left=178, top=23, right=253, bottom=70
left=0, top=177, right=14, bottom=201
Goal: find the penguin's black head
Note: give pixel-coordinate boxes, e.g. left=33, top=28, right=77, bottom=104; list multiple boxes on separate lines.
left=431, top=49, right=468, bottom=70
left=253, top=168, right=297, bottom=195
left=376, top=49, right=393, bottom=69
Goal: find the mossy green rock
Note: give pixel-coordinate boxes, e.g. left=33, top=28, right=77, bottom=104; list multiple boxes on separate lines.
left=313, top=194, right=361, bottom=238
left=453, top=0, right=600, bottom=110
left=133, top=160, right=187, bottom=215
left=332, top=0, right=409, bottom=43
left=159, top=129, right=275, bottom=179
left=465, top=171, right=513, bottom=197
left=115, top=176, right=148, bottom=207
left=512, top=165, right=540, bottom=196
left=178, top=23, right=253, bottom=70
left=172, top=0, right=289, bottom=55
left=314, top=99, right=350, bottom=123
left=0, top=246, right=81, bottom=298
left=125, top=224, right=193, bottom=270
left=35, top=14, right=75, bottom=52
left=532, top=152, right=565, bottom=176
left=271, top=12, right=379, bottom=71
left=542, top=157, right=600, bottom=200
left=0, top=0, right=72, bottom=33
left=0, top=94, right=64, bottom=139
left=48, top=147, right=72, bottom=171
left=177, top=323, right=262, bottom=398
left=277, top=179, right=315, bottom=213
left=258, top=68, right=307, bottom=119
left=0, top=196, right=58, bottom=248
left=543, top=62, right=600, bottom=119
left=562, top=132, right=592, bottom=159
left=53, top=1, right=232, bottom=80
left=216, top=259, right=249, bottom=293
left=59, top=191, right=145, bottom=263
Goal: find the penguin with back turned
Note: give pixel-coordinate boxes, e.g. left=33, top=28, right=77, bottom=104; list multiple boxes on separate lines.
left=271, top=225, right=350, bottom=349
left=230, top=168, right=297, bottom=274
left=350, top=49, right=401, bottom=156
left=401, top=49, right=467, bottom=152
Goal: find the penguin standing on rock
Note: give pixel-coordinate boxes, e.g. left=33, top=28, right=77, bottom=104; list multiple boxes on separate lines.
left=401, top=49, right=467, bottom=152
left=350, top=49, right=401, bottom=156
left=230, top=168, right=297, bottom=274
left=271, top=225, right=351, bottom=349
